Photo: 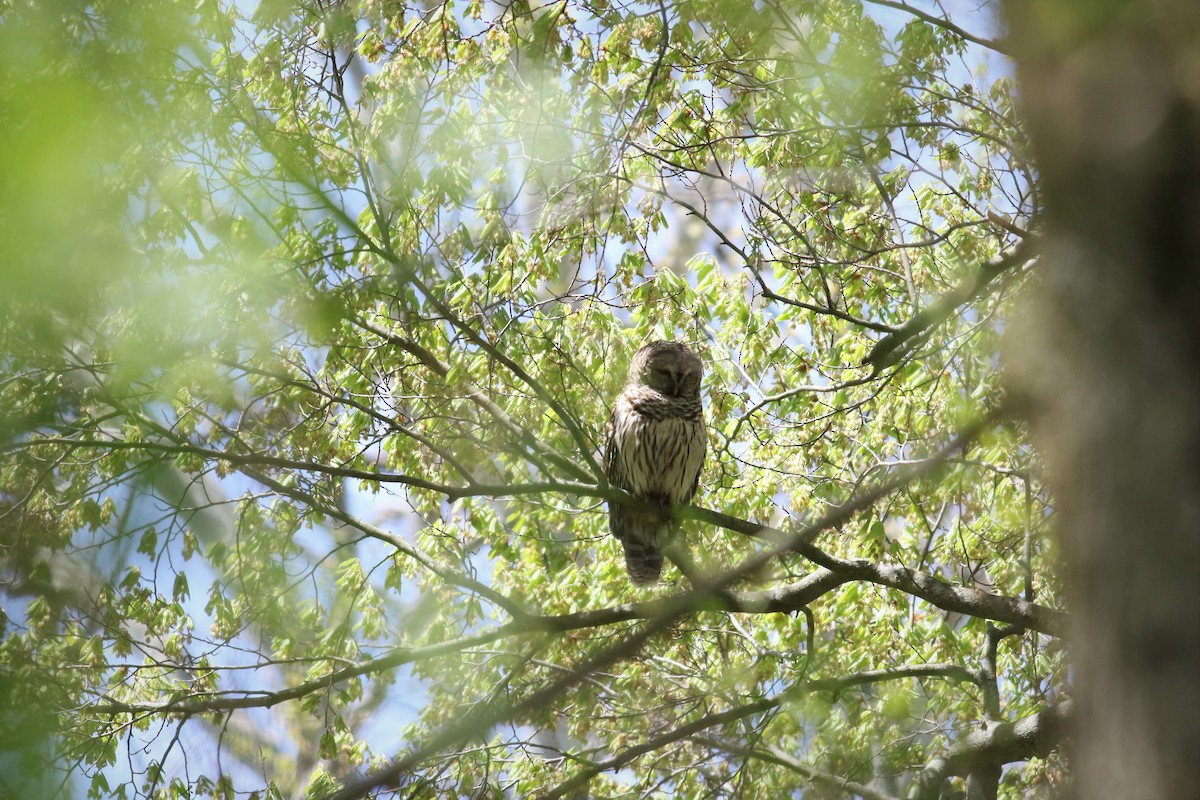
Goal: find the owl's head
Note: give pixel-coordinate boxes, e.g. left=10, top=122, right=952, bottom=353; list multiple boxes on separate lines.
left=628, top=340, right=703, bottom=398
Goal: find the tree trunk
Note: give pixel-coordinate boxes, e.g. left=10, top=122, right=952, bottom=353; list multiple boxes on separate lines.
left=1005, top=2, right=1200, bottom=797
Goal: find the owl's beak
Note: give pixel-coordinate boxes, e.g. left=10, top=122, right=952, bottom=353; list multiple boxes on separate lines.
left=667, top=374, right=680, bottom=396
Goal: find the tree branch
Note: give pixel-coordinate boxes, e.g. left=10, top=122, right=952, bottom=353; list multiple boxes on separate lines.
left=862, top=0, right=1012, bottom=56
left=3, top=436, right=598, bottom=503
left=536, top=696, right=781, bottom=800
left=685, top=418, right=1068, bottom=637
left=13, top=415, right=1064, bottom=637
left=914, top=702, right=1072, bottom=799
left=700, top=737, right=903, bottom=800
left=863, top=241, right=1036, bottom=371
left=93, top=576, right=966, bottom=718
left=351, top=316, right=592, bottom=482
left=694, top=504, right=1065, bottom=637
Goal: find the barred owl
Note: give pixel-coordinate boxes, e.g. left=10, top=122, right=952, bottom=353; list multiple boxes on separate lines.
left=604, top=341, right=706, bottom=584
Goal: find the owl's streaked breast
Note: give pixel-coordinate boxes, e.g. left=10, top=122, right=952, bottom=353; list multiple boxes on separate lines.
left=611, top=393, right=706, bottom=505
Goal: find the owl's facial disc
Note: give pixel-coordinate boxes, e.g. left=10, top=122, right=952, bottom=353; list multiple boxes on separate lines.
left=645, top=364, right=676, bottom=395
left=631, top=342, right=702, bottom=397
left=648, top=359, right=697, bottom=396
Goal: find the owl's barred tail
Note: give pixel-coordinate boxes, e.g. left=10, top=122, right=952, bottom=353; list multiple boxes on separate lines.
left=609, top=503, right=673, bottom=584
left=621, top=538, right=664, bottom=585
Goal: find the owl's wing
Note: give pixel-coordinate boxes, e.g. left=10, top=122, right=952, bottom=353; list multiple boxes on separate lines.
left=682, top=417, right=707, bottom=504
left=603, top=406, right=626, bottom=489
left=603, top=404, right=639, bottom=549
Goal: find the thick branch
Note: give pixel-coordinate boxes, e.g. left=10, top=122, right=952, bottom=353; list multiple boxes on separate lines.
left=863, top=242, right=1036, bottom=371
left=914, top=702, right=1072, bottom=800
left=695, top=505, right=1065, bottom=637
left=945, top=701, right=1072, bottom=774
left=681, top=419, right=1066, bottom=637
